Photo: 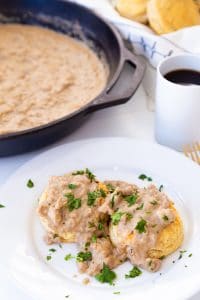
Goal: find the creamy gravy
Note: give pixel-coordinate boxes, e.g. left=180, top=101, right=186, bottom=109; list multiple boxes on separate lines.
left=0, top=24, right=108, bottom=134
left=38, top=172, right=176, bottom=276
left=102, top=181, right=175, bottom=271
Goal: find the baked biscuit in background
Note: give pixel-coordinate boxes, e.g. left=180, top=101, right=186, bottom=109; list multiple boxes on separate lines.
left=147, top=0, right=200, bottom=34
left=115, top=0, right=148, bottom=24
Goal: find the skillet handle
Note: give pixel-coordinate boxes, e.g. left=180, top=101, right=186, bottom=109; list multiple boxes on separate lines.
left=88, top=48, right=145, bottom=112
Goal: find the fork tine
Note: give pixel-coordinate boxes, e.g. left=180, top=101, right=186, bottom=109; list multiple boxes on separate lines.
left=189, top=146, right=197, bottom=162
left=196, top=142, right=200, bottom=152
left=186, top=144, right=197, bottom=163
left=194, top=142, right=200, bottom=164
left=183, top=145, right=190, bottom=158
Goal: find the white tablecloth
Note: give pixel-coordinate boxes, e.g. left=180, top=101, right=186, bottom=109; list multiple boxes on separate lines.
left=0, top=1, right=200, bottom=298
left=0, top=84, right=199, bottom=300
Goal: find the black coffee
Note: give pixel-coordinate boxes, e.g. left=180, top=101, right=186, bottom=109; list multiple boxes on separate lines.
left=164, top=69, right=200, bottom=85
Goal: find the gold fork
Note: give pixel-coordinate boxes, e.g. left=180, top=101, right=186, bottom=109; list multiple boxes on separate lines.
left=183, top=142, right=200, bottom=165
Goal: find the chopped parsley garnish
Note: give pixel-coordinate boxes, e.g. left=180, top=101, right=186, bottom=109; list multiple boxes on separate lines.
left=111, top=212, right=124, bottom=225
left=65, top=296, right=70, bottom=298
left=91, top=234, right=97, bottom=243
left=59, top=244, right=63, bottom=249
left=188, top=253, right=192, bottom=257
left=135, top=219, right=147, bottom=233
left=126, top=213, right=133, bottom=221
left=65, top=193, right=81, bottom=211
left=95, top=264, right=117, bottom=285
left=106, top=183, right=115, bottom=193
left=85, top=168, right=95, bottom=182
left=151, top=224, right=157, bottom=228
left=159, top=255, right=165, bottom=260
left=64, top=254, right=75, bottom=261
left=136, top=203, right=144, bottom=210
left=0, top=204, right=5, bottom=208
left=98, top=222, right=104, bottom=230
left=68, top=183, right=77, bottom=190
left=76, top=251, right=92, bottom=262
left=46, top=255, right=52, bottom=261
left=163, top=215, right=169, bottom=221
left=125, top=266, right=142, bottom=278
left=124, top=194, right=138, bottom=206
left=110, top=195, right=115, bottom=208
left=150, top=200, right=158, bottom=205
left=85, top=242, right=90, bottom=250
left=146, top=211, right=152, bottom=215
left=87, top=188, right=107, bottom=207
left=87, top=191, right=99, bottom=206
left=113, top=292, right=120, bottom=295
left=49, top=248, right=56, bottom=253
left=159, top=185, right=164, bottom=192
left=148, top=260, right=152, bottom=267
left=27, top=179, right=34, bottom=188
left=88, top=221, right=95, bottom=228
left=99, top=189, right=107, bottom=197
left=138, top=174, right=152, bottom=181
left=72, top=170, right=84, bottom=175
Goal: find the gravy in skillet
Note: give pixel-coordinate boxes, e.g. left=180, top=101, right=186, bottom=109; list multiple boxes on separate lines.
left=0, top=24, right=108, bottom=134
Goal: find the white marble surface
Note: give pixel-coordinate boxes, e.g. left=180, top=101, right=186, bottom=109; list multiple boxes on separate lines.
left=0, top=81, right=199, bottom=300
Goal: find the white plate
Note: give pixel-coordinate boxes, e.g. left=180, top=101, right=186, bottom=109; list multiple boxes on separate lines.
left=0, top=137, right=200, bottom=300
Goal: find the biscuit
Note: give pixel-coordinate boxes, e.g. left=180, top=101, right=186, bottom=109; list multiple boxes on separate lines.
left=147, top=0, right=200, bottom=34
left=110, top=203, right=184, bottom=260
left=116, top=0, right=148, bottom=23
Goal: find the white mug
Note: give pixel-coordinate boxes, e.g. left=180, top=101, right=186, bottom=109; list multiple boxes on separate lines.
left=155, top=54, right=200, bottom=151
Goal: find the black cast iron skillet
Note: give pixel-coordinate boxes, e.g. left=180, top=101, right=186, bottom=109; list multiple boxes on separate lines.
left=0, top=0, right=145, bottom=156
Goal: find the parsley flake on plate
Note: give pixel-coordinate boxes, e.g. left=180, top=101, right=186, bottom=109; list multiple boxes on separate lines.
left=138, top=174, right=152, bottom=181
left=76, top=251, right=92, bottom=262
left=111, top=212, right=124, bottom=225
left=0, top=204, right=5, bottom=208
left=178, top=250, right=187, bottom=260
left=124, top=194, right=137, bottom=206
left=95, top=263, right=117, bottom=285
left=49, top=248, right=56, bottom=253
left=65, top=193, right=81, bottom=211
left=159, top=185, right=164, bottom=192
left=46, top=255, right=52, bottom=261
left=27, top=179, right=34, bottom=188
left=113, top=292, right=120, bottom=295
left=64, top=254, right=75, bottom=261
left=135, top=219, right=147, bottom=233
left=125, top=266, right=142, bottom=278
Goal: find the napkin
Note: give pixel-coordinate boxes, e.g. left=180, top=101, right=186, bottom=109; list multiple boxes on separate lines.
left=69, top=0, right=200, bottom=106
